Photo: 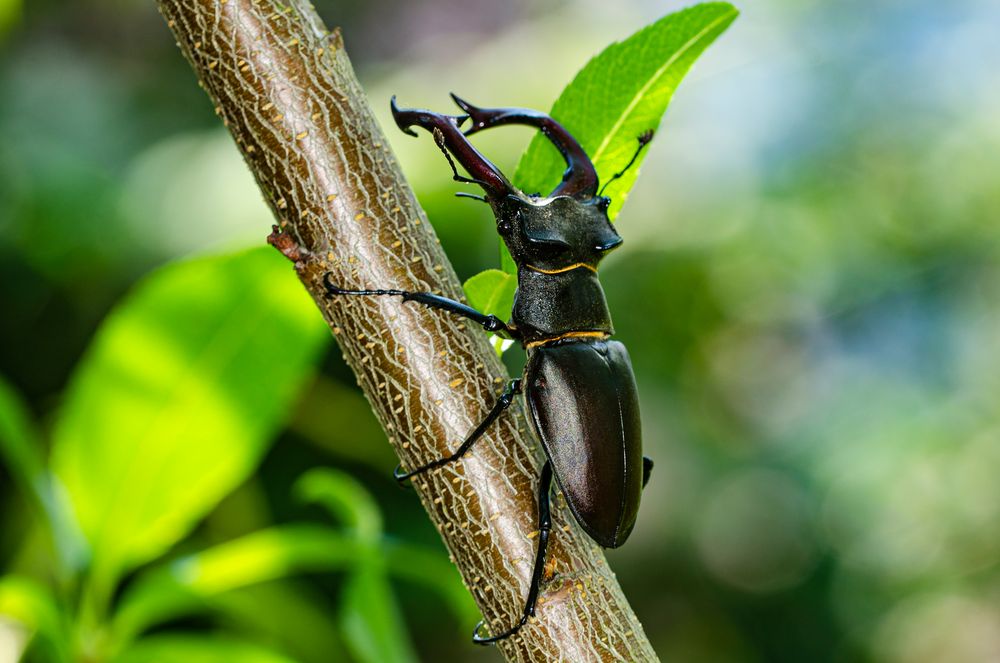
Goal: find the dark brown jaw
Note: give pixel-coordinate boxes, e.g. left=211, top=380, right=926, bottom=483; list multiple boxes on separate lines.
left=390, top=94, right=600, bottom=201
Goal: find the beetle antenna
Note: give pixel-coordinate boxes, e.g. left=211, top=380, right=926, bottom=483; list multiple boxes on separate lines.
left=432, top=127, right=490, bottom=189
left=455, top=192, right=488, bottom=203
left=598, top=130, right=654, bottom=196
left=391, top=96, right=514, bottom=199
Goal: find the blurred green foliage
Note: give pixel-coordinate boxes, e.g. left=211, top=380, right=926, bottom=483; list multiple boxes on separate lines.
left=0, top=251, right=475, bottom=661
left=3, top=0, right=1000, bottom=662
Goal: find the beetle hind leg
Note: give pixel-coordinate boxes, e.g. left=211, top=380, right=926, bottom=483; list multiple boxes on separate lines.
left=473, top=461, right=554, bottom=645
left=394, top=379, right=522, bottom=484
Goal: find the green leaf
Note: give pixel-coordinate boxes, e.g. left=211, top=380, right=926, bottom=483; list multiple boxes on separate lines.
left=111, top=525, right=360, bottom=648
left=503, top=1, right=738, bottom=273
left=50, top=247, right=328, bottom=592
left=114, top=635, right=298, bottom=663
left=340, top=565, right=418, bottom=663
left=0, top=575, right=70, bottom=663
left=462, top=269, right=516, bottom=320
left=463, top=269, right=517, bottom=354
left=295, top=468, right=382, bottom=544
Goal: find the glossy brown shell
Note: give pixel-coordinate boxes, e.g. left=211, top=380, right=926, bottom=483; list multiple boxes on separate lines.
left=524, top=339, right=643, bottom=548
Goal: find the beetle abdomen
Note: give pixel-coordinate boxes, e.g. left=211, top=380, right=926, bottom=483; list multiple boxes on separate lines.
left=524, top=340, right=643, bottom=548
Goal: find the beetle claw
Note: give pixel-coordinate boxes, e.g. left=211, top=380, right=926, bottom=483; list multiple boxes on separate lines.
left=450, top=92, right=489, bottom=133
left=392, top=464, right=413, bottom=487
left=390, top=96, right=419, bottom=136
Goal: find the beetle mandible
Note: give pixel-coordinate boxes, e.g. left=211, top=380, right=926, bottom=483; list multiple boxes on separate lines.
left=324, top=94, right=654, bottom=645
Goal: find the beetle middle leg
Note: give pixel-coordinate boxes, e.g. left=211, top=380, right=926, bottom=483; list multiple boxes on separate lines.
left=394, top=378, right=522, bottom=483
left=323, top=273, right=518, bottom=339
left=473, top=460, right=554, bottom=645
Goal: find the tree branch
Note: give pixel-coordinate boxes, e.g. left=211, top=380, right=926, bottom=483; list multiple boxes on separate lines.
left=156, top=1, right=658, bottom=660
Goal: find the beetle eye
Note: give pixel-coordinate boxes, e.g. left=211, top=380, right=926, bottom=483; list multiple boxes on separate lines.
left=597, top=196, right=611, bottom=211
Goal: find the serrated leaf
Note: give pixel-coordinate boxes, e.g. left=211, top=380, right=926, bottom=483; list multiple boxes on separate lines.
left=463, top=269, right=516, bottom=320
left=500, top=2, right=738, bottom=272
left=50, top=247, right=328, bottom=590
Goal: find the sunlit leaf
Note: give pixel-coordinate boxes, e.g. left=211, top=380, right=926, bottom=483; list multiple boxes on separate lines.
left=0, top=576, right=70, bottom=663
left=295, top=468, right=382, bottom=544
left=340, top=565, right=418, bottom=663
left=111, top=525, right=359, bottom=648
left=516, top=2, right=737, bottom=212
left=463, top=269, right=516, bottom=320
left=462, top=269, right=517, bottom=354
left=114, top=634, right=298, bottom=663
left=50, top=247, right=328, bottom=591
left=499, top=2, right=738, bottom=272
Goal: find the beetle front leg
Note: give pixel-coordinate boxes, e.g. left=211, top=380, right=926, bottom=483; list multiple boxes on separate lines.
left=473, top=460, right=553, bottom=645
left=394, top=379, right=522, bottom=483
left=323, top=274, right=518, bottom=340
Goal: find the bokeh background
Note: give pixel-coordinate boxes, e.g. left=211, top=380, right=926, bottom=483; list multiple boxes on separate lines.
left=2, top=0, right=1000, bottom=661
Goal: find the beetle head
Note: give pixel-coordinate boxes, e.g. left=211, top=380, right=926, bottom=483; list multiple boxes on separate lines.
left=492, top=193, right=622, bottom=272
left=392, top=95, right=624, bottom=270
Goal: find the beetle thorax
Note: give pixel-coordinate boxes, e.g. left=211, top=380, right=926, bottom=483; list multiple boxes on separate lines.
left=492, top=194, right=620, bottom=344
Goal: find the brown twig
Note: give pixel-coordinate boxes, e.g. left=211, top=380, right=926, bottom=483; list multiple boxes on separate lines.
left=156, top=1, right=658, bottom=660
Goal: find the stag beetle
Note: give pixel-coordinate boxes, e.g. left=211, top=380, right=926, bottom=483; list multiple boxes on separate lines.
left=324, top=94, right=653, bottom=645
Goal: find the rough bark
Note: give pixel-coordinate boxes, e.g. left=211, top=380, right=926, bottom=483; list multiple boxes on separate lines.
left=156, top=1, right=658, bottom=660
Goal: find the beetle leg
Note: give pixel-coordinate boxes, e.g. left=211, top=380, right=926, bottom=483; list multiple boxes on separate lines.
left=394, top=379, right=523, bottom=483
left=323, top=274, right=518, bottom=339
left=450, top=93, right=599, bottom=200
left=642, top=456, right=654, bottom=489
left=473, top=460, right=554, bottom=645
